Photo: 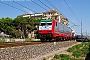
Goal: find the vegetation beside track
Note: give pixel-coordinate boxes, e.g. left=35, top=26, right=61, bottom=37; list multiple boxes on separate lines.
left=0, top=38, right=15, bottom=42
left=47, top=42, right=90, bottom=60
left=0, top=38, right=34, bottom=42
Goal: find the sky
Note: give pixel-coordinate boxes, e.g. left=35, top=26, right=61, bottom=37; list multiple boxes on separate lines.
left=0, top=0, right=90, bottom=36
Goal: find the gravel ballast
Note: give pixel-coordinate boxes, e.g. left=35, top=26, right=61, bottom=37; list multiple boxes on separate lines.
left=0, top=41, right=77, bottom=60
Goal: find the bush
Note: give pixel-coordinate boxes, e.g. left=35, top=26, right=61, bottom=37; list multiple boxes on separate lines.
left=51, top=58, right=55, bottom=60
left=54, top=54, right=61, bottom=59
left=75, top=44, right=82, bottom=49
left=72, top=50, right=82, bottom=58
left=82, top=42, right=90, bottom=46
left=59, top=54, right=70, bottom=60
left=80, top=47, right=89, bottom=57
left=0, top=38, right=6, bottom=42
left=70, top=58, right=77, bottom=60
left=25, top=38, right=32, bottom=42
left=54, top=42, right=90, bottom=60
left=43, top=57, right=46, bottom=60
left=9, top=39, right=15, bottom=42
left=67, top=44, right=83, bottom=52
left=84, top=37, right=90, bottom=42
left=67, top=47, right=74, bottom=52
left=77, top=58, right=82, bottom=60
left=67, top=46, right=76, bottom=52
left=54, top=54, right=70, bottom=60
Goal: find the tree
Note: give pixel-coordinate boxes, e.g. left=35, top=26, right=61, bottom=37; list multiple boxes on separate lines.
left=0, top=17, right=40, bottom=38
left=0, top=17, right=13, bottom=34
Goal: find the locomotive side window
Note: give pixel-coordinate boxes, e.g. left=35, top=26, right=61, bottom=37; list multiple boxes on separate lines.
left=56, top=22, right=57, bottom=26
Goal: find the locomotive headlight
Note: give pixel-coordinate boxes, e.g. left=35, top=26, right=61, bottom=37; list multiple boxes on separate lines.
left=39, top=26, right=42, bottom=30
left=48, top=26, right=52, bottom=30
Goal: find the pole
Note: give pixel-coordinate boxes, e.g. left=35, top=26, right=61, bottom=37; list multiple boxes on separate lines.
left=81, top=19, right=82, bottom=38
left=86, top=29, right=87, bottom=37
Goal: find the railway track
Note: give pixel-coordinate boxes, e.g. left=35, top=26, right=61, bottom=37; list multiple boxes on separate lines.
left=0, top=40, right=76, bottom=48
left=0, top=41, right=48, bottom=48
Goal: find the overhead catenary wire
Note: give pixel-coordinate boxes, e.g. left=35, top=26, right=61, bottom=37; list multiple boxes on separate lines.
left=45, top=0, right=57, bottom=10
left=64, top=0, right=80, bottom=22
left=31, top=0, right=48, bottom=11
left=45, top=0, right=67, bottom=18
left=0, top=1, right=28, bottom=13
left=38, top=0, right=52, bottom=10
left=13, top=1, right=36, bottom=13
left=69, top=19, right=77, bottom=26
left=45, top=0, right=77, bottom=26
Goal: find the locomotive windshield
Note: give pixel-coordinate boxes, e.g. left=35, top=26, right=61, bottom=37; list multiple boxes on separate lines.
left=47, top=23, right=52, bottom=25
left=41, top=23, right=46, bottom=26
left=39, top=20, right=52, bottom=30
left=40, top=22, right=52, bottom=26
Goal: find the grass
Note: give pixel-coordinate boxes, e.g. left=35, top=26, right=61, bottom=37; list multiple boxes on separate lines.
left=0, top=38, right=34, bottom=42
left=52, top=42, right=90, bottom=60
left=25, top=38, right=33, bottom=42
left=0, top=38, right=6, bottom=42
left=43, top=57, right=46, bottom=60
left=0, top=38, right=15, bottom=42
left=54, top=54, right=76, bottom=60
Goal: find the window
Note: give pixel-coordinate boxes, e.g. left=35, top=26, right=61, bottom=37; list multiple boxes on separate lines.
left=51, top=13, right=52, bottom=15
left=44, top=13, right=46, bottom=16
left=55, top=16, right=57, bottom=19
left=47, top=23, right=52, bottom=25
left=49, top=12, right=50, bottom=15
left=40, top=23, right=46, bottom=26
left=56, top=22, right=57, bottom=26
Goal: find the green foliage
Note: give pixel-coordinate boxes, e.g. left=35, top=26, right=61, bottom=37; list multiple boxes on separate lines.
left=67, top=44, right=82, bottom=52
left=54, top=54, right=70, bottom=60
left=0, top=17, right=40, bottom=38
left=82, top=42, right=90, bottom=47
left=59, top=54, right=70, bottom=60
left=74, top=44, right=82, bottom=49
left=9, top=39, right=15, bottom=42
left=77, top=58, right=82, bottom=60
left=54, top=54, right=61, bottom=59
left=43, top=57, right=46, bottom=60
left=67, top=47, right=74, bottom=52
left=70, top=58, right=77, bottom=60
left=0, top=38, right=6, bottom=42
left=80, top=46, right=89, bottom=57
left=0, top=38, right=15, bottom=42
left=51, top=58, right=55, bottom=60
left=53, top=42, right=90, bottom=60
left=67, top=46, right=76, bottom=52
left=53, top=54, right=79, bottom=60
left=84, top=37, right=90, bottom=42
left=25, top=38, right=32, bottom=42
left=0, top=17, right=13, bottom=34
left=72, top=50, right=83, bottom=58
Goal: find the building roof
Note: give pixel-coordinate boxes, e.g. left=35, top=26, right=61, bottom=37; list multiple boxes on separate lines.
left=43, top=10, right=58, bottom=13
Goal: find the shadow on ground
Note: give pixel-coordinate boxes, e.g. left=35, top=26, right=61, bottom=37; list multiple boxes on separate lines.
left=76, top=39, right=90, bottom=42
left=85, top=46, right=90, bottom=60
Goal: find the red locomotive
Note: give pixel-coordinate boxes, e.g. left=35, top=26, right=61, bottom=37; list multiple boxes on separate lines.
left=38, top=19, right=73, bottom=41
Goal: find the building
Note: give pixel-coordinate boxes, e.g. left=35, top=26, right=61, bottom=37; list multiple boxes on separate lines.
left=17, top=10, right=69, bottom=26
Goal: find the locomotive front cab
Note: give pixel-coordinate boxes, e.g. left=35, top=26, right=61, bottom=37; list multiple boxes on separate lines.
left=38, top=20, right=53, bottom=41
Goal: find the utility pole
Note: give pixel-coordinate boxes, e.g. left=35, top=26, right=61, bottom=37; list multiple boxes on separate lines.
left=81, top=18, right=82, bottom=38
left=86, top=29, right=87, bottom=37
